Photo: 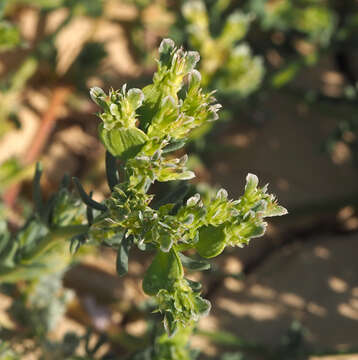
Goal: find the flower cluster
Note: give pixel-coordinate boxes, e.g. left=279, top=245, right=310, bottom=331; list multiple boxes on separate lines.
left=88, top=39, right=287, bottom=335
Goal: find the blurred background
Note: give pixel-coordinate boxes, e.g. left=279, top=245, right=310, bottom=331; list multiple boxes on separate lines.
left=1, top=0, right=358, bottom=359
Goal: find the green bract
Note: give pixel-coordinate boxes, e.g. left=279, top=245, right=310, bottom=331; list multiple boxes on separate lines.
left=89, top=39, right=287, bottom=337
left=92, top=85, right=148, bottom=158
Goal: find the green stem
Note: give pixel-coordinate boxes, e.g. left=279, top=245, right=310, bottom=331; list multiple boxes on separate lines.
left=21, top=225, right=88, bottom=262
left=0, top=225, right=88, bottom=282
left=154, top=323, right=195, bottom=359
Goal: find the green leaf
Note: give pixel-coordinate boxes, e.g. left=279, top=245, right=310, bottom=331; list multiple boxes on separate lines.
left=186, top=278, right=202, bottom=292
left=105, top=150, right=119, bottom=191
left=265, top=203, right=288, bottom=217
left=116, top=237, right=132, bottom=277
left=142, top=249, right=183, bottom=295
left=163, top=312, right=177, bottom=337
left=0, top=21, right=21, bottom=52
left=33, top=162, right=43, bottom=216
left=195, top=225, right=227, bottom=258
left=158, top=38, right=176, bottom=66
left=0, top=238, right=17, bottom=267
left=86, top=201, right=94, bottom=225
left=98, top=123, right=148, bottom=159
left=73, top=177, right=107, bottom=211
left=162, top=140, right=186, bottom=154
left=69, top=236, right=83, bottom=255
left=0, top=221, right=10, bottom=255
left=179, top=253, right=210, bottom=271
left=90, top=86, right=107, bottom=109
left=194, top=296, right=211, bottom=317
left=237, top=221, right=266, bottom=239
left=185, top=51, right=200, bottom=73
left=160, top=234, right=173, bottom=252
left=244, top=173, right=258, bottom=195
left=127, top=88, right=145, bottom=109
left=271, top=62, right=301, bottom=88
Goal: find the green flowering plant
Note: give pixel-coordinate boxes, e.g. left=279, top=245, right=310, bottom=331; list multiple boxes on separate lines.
left=88, top=38, right=287, bottom=340
left=0, top=39, right=287, bottom=359
left=181, top=1, right=264, bottom=98
left=248, top=0, right=339, bottom=89
left=250, top=0, right=338, bottom=46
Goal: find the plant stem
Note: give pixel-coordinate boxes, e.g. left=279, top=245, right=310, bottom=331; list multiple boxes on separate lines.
left=0, top=224, right=88, bottom=282
left=22, top=224, right=88, bottom=262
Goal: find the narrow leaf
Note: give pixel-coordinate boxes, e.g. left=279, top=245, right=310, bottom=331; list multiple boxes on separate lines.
left=116, top=237, right=132, bottom=277
left=86, top=191, right=94, bottom=225
left=60, top=173, right=71, bottom=189
left=42, top=194, right=56, bottom=226
left=73, top=177, right=107, bottom=211
left=105, top=150, right=119, bottom=191
left=0, top=239, right=17, bottom=267
left=70, top=234, right=86, bottom=255
left=33, top=162, right=43, bottom=215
